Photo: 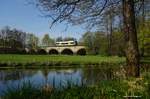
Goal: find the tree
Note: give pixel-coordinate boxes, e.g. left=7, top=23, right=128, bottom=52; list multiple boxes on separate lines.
left=81, top=31, right=108, bottom=55
left=111, top=30, right=125, bottom=56
left=138, top=20, right=150, bottom=56
left=42, top=34, right=54, bottom=46
left=26, top=33, right=39, bottom=49
left=0, top=26, right=11, bottom=48
left=0, top=26, right=26, bottom=49
left=56, top=37, right=63, bottom=42
left=135, top=0, right=150, bottom=57
left=63, top=37, right=76, bottom=41
left=8, top=28, right=26, bottom=48
left=81, top=32, right=94, bottom=54
left=36, top=0, right=143, bottom=77
left=122, top=0, right=140, bottom=77
left=93, top=32, right=102, bottom=55
left=101, top=4, right=120, bottom=56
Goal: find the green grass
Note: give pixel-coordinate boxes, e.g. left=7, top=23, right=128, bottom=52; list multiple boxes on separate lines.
left=0, top=54, right=125, bottom=67
left=0, top=55, right=125, bottom=63
left=0, top=54, right=149, bottom=68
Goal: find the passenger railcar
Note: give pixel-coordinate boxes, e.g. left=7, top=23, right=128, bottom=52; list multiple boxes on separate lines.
left=55, top=40, right=77, bottom=46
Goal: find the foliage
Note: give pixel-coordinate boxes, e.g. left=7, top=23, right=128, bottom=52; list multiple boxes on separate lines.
left=26, top=33, right=39, bottom=49
left=81, top=31, right=125, bottom=56
left=0, top=26, right=26, bottom=49
left=137, top=20, right=150, bottom=56
left=0, top=26, right=41, bottom=54
left=111, top=30, right=125, bottom=56
left=42, top=34, right=55, bottom=46
left=56, top=37, right=63, bottom=42
left=81, top=32, right=95, bottom=54
left=63, top=37, right=76, bottom=41
left=56, top=36, right=76, bottom=42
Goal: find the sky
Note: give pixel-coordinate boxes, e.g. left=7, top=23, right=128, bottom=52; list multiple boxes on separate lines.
left=0, top=0, right=86, bottom=40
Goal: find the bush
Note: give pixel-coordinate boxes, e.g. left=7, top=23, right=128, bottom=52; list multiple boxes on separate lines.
left=37, top=49, right=47, bottom=55
left=28, top=49, right=37, bottom=54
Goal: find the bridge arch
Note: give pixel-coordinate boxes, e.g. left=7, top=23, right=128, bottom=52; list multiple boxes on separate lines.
left=49, top=49, right=59, bottom=55
left=77, top=48, right=86, bottom=55
left=37, top=49, right=47, bottom=54
left=61, top=48, right=73, bottom=55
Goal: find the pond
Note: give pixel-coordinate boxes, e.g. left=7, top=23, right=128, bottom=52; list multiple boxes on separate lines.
left=0, top=66, right=117, bottom=95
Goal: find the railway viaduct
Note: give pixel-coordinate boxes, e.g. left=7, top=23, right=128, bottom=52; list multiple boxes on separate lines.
left=38, top=46, right=86, bottom=55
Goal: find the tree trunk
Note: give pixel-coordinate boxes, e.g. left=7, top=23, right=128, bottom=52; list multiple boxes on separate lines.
left=141, top=0, right=145, bottom=57
left=109, top=14, right=113, bottom=56
left=107, top=7, right=113, bottom=56
left=122, top=0, right=140, bottom=77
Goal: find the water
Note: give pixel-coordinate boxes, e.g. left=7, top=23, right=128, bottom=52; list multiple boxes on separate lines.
left=0, top=67, right=116, bottom=95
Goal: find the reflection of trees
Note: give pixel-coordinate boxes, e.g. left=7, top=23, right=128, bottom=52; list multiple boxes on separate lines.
left=0, top=70, right=36, bottom=81
left=0, top=68, right=117, bottom=87
left=41, top=68, right=78, bottom=88
left=41, top=69, right=49, bottom=84
left=82, top=67, right=114, bottom=85
left=41, top=68, right=77, bottom=82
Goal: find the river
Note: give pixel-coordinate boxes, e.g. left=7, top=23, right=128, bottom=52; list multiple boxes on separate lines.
left=0, top=66, right=117, bottom=95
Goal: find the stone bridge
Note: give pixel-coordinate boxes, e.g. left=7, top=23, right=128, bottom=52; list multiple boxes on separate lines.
left=38, top=46, right=86, bottom=55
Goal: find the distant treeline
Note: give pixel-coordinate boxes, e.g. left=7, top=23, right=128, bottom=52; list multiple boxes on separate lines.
left=79, top=31, right=125, bottom=56
left=0, top=26, right=26, bottom=49
left=0, top=26, right=39, bottom=54
left=79, top=24, right=150, bottom=57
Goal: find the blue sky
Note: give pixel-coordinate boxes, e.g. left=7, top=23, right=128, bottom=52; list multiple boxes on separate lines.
left=0, top=0, right=86, bottom=40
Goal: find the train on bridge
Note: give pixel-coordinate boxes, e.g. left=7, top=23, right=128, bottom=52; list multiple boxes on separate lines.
left=55, top=40, right=77, bottom=46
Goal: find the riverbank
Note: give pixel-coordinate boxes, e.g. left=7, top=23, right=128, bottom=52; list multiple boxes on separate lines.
left=0, top=55, right=125, bottom=68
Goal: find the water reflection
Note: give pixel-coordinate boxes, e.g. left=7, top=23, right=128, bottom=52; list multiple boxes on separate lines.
left=0, top=67, right=117, bottom=95
left=83, top=67, right=115, bottom=85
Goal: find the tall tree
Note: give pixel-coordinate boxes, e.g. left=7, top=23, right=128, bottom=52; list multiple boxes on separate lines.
left=26, top=33, right=39, bottom=49
left=56, top=37, right=63, bottom=42
left=42, top=34, right=54, bottom=46
left=0, top=26, right=26, bottom=49
left=35, top=0, right=142, bottom=77
left=63, top=37, right=76, bottom=41
left=101, top=4, right=119, bottom=55
left=81, top=32, right=94, bottom=54
left=138, top=20, right=150, bottom=57
left=122, top=0, right=140, bottom=77
left=136, top=0, right=150, bottom=57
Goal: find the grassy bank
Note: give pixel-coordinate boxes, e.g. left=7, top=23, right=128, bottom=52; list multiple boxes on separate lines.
left=2, top=72, right=150, bottom=99
left=0, top=55, right=125, bottom=68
